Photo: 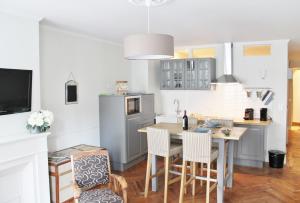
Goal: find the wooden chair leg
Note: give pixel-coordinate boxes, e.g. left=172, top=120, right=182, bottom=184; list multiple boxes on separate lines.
left=192, top=162, right=196, bottom=196
left=164, top=157, right=170, bottom=203
left=184, top=162, right=188, bottom=194
left=144, top=153, right=152, bottom=198
left=200, top=163, right=203, bottom=187
left=206, top=163, right=211, bottom=203
left=179, top=160, right=187, bottom=203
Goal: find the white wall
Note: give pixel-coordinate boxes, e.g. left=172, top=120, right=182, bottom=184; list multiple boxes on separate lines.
left=0, top=12, right=40, bottom=136
left=40, top=26, right=130, bottom=151
left=234, top=40, right=289, bottom=155
left=129, top=60, right=161, bottom=112
left=129, top=60, right=148, bottom=92
left=293, top=70, right=300, bottom=122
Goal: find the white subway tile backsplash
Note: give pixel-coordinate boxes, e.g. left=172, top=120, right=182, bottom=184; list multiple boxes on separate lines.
left=159, top=83, right=269, bottom=119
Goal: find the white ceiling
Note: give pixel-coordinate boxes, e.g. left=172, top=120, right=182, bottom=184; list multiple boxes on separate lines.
left=1, top=0, right=300, bottom=54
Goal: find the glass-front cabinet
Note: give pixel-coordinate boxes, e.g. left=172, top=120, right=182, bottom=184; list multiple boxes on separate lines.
left=172, top=60, right=185, bottom=89
left=185, top=60, right=198, bottom=89
left=160, top=60, right=172, bottom=89
left=160, top=58, right=216, bottom=90
left=196, top=59, right=211, bottom=89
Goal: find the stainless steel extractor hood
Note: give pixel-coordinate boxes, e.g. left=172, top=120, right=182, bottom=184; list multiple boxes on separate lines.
left=212, top=42, right=239, bottom=83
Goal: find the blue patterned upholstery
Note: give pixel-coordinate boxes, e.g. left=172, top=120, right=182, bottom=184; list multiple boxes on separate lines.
left=73, top=154, right=110, bottom=189
left=79, top=188, right=123, bottom=203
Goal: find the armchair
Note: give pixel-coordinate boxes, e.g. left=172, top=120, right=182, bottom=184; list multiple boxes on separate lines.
left=71, top=149, right=127, bottom=203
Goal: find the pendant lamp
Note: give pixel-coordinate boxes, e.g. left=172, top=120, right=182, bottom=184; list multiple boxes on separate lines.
left=124, top=0, right=174, bottom=60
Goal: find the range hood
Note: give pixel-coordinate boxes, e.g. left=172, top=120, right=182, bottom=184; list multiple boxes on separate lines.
left=212, top=42, right=239, bottom=83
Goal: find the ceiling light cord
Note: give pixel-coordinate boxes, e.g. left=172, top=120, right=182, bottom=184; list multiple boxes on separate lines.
left=147, top=6, right=150, bottom=33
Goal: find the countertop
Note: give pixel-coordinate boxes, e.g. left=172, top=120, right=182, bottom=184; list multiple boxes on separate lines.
left=233, top=118, right=272, bottom=126
left=138, top=122, right=248, bottom=141
left=189, top=114, right=272, bottom=126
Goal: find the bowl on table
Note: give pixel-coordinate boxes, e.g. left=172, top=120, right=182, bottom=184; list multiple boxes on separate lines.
left=221, top=128, right=231, bottom=136
left=205, top=120, right=221, bottom=128
left=194, top=127, right=210, bottom=133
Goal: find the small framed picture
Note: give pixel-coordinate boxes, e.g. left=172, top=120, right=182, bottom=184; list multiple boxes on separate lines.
left=65, top=80, right=78, bottom=104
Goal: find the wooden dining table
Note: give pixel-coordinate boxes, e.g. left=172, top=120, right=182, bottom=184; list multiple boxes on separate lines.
left=138, top=122, right=247, bottom=203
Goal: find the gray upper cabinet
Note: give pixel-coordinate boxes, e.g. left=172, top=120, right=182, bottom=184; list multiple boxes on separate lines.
left=173, top=60, right=185, bottom=89
left=160, top=60, right=173, bottom=89
left=185, top=60, right=198, bottom=89
left=196, top=59, right=216, bottom=89
left=160, top=58, right=216, bottom=90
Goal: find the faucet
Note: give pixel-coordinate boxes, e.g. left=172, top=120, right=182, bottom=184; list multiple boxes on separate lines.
left=173, top=99, right=181, bottom=116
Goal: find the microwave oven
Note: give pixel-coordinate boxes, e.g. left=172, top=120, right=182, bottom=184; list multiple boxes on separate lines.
left=125, top=96, right=141, bottom=115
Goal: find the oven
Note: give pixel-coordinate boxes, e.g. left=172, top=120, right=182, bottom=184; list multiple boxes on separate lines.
left=125, top=96, right=141, bottom=115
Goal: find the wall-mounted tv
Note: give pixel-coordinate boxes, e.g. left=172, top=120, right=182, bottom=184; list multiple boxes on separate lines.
left=0, top=68, right=32, bottom=115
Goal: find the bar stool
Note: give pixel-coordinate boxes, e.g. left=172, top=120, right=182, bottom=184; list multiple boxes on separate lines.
left=179, top=131, right=218, bottom=203
left=144, top=127, right=183, bottom=203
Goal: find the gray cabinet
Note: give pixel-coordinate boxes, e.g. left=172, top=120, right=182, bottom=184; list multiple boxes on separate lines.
left=173, top=60, right=185, bottom=89
left=196, top=59, right=216, bottom=89
left=234, top=124, right=265, bottom=168
left=139, top=94, right=155, bottom=154
left=160, top=60, right=173, bottom=89
left=99, top=94, right=154, bottom=171
left=185, top=60, right=198, bottom=89
left=141, top=94, right=155, bottom=119
left=126, top=116, right=141, bottom=162
left=140, top=120, right=153, bottom=154
left=160, top=58, right=216, bottom=90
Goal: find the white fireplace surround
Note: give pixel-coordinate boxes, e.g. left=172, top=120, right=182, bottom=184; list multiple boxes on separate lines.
left=0, top=133, right=50, bottom=203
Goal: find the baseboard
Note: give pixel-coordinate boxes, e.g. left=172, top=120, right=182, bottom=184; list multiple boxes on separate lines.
left=292, top=122, right=300, bottom=126
left=111, top=155, right=147, bottom=172
left=234, top=158, right=264, bottom=168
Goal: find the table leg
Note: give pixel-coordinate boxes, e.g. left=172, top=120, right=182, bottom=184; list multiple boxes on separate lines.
left=226, top=141, right=234, bottom=188
left=151, top=154, right=158, bottom=192
left=217, top=139, right=225, bottom=203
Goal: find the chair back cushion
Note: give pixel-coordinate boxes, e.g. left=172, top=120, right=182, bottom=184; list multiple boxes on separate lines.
left=182, top=131, right=212, bottom=163
left=72, top=151, right=110, bottom=189
left=147, top=127, right=170, bottom=157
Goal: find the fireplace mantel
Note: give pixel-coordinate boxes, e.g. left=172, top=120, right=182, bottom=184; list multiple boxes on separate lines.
left=0, top=132, right=51, bottom=203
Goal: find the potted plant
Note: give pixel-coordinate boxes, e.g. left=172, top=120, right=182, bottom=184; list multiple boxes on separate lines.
left=27, top=110, right=54, bottom=133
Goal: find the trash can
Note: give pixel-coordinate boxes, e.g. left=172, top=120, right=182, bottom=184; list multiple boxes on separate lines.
left=269, top=150, right=285, bottom=168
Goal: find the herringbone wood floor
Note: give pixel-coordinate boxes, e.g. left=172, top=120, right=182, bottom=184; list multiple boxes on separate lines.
left=116, top=128, right=300, bottom=203
left=67, top=128, right=300, bottom=203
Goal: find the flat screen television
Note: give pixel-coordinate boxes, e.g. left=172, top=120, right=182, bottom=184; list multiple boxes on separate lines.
left=0, top=68, right=32, bottom=115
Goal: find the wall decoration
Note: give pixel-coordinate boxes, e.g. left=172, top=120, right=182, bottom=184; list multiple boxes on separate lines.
left=116, top=80, right=128, bottom=95
left=65, top=73, right=78, bottom=105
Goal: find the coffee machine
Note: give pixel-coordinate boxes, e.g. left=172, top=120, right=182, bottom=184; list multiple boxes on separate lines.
left=244, top=108, right=254, bottom=120
left=260, top=108, right=268, bottom=121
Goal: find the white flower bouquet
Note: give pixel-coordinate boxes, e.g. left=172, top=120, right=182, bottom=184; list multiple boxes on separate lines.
left=27, top=110, right=54, bottom=133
